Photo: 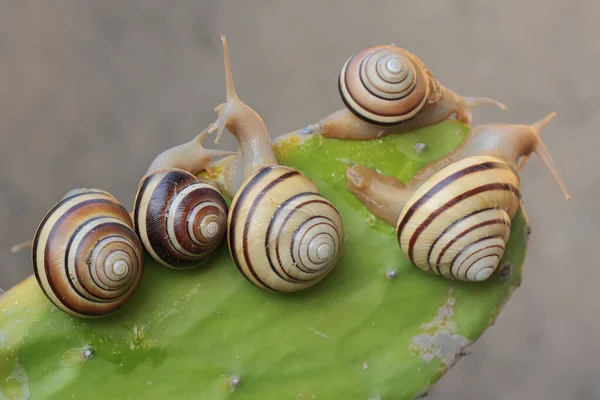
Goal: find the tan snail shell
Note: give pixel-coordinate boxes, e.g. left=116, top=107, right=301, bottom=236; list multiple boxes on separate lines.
left=339, top=45, right=440, bottom=125
left=133, top=169, right=228, bottom=269
left=32, top=189, right=144, bottom=318
left=396, top=156, right=520, bottom=281
left=227, top=165, right=344, bottom=292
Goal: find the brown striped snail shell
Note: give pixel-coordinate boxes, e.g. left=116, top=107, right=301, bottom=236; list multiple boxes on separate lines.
left=133, top=168, right=229, bottom=269
left=227, top=165, right=344, bottom=292
left=319, top=45, right=506, bottom=140
left=396, top=156, right=520, bottom=281
left=32, top=189, right=144, bottom=318
left=210, top=36, right=344, bottom=292
left=339, top=45, right=438, bottom=126
left=345, top=113, right=570, bottom=282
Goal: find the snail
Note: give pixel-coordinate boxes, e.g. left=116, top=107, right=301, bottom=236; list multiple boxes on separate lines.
left=32, top=188, right=144, bottom=318
left=345, top=112, right=570, bottom=282
left=133, top=125, right=237, bottom=269
left=317, top=44, right=507, bottom=140
left=209, top=35, right=344, bottom=292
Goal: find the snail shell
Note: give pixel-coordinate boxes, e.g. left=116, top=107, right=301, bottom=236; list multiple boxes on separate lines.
left=134, top=168, right=228, bottom=269
left=33, top=189, right=144, bottom=318
left=228, top=165, right=344, bottom=292
left=396, top=156, right=521, bottom=282
left=339, top=45, right=441, bottom=126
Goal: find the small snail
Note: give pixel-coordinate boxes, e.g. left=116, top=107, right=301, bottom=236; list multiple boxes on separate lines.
left=133, top=126, right=237, bottom=269
left=345, top=112, right=570, bottom=282
left=32, top=188, right=144, bottom=318
left=209, top=35, right=344, bottom=292
left=317, top=45, right=507, bottom=140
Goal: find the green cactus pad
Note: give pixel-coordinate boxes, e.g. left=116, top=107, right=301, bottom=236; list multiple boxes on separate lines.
left=0, top=121, right=528, bottom=400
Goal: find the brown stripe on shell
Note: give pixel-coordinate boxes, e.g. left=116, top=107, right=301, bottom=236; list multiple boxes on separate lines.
left=291, top=218, right=338, bottom=274
left=172, top=184, right=227, bottom=255
left=450, top=236, right=504, bottom=274
left=34, top=193, right=142, bottom=317
left=339, top=46, right=429, bottom=125
left=240, top=168, right=300, bottom=291
left=228, top=165, right=279, bottom=288
left=434, top=217, right=510, bottom=274
left=398, top=161, right=514, bottom=239
left=407, top=183, right=519, bottom=263
left=462, top=254, right=501, bottom=279
left=267, top=192, right=314, bottom=282
left=32, top=190, right=109, bottom=293
left=426, top=207, right=499, bottom=271
left=43, top=199, right=127, bottom=315
left=268, top=194, right=339, bottom=282
left=73, top=225, right=141, bottom=301
left=136, top=169, right=227, bottom=269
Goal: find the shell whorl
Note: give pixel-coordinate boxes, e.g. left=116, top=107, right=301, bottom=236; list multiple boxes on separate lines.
left=396, top=156, right=521, bottom=282
left=339, top=45, right=438, bottom=126
left=134, top=169, right=228, bottom=269
left=228, top=165, right=344, bottom=292
left=32, top=189, right=144, bottom=318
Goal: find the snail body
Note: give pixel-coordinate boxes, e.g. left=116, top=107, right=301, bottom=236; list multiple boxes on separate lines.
left=33, top=189, right=144, bottom=317
left=345, top=113, right=570, bottom=282
left=319, top=45, right=506, bottom=140
left=133, top=126, right=235, bottom=269
left=210, top=36, right=344, bottom=292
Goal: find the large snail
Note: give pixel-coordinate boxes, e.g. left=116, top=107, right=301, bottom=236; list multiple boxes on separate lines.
left=317, top=45, right=507, bottom=140
left=209, top=36, right=344, bottom=292
left=133, top=126, right=237, bottom=269
left=32, top=188, right=144, bottom=318
left=345, top=112, right=570, bottom=282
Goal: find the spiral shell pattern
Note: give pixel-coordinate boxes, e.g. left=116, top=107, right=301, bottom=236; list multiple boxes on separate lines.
left=396, top=156, right=521, bottom=282
left=134, top=169, right=228, bottom=269
left=339, top=45, right=435, bottom=126
left=228, top=165, right=344, bottom=292
left=33, top=189, right=144, bottom=318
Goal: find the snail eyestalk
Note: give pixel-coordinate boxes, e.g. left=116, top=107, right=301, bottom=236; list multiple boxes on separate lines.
left=211, top=34, right=278, bottom=197
left=11, top=240, right=33, bottom=253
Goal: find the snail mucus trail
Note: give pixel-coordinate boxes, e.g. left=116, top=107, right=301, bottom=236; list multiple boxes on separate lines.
left=345, top=112, right=570, bottom=282
left=315, top=44, right=507, bottom=140
left=206, top=35, right=344, bottom=293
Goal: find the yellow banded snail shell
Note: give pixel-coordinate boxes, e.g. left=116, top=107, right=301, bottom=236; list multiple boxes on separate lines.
left=396, top=156, right=520, bottom=281
left=32, top=189, right=144, bottom=318
left=133, top=169, right=229, bottom=269
left=228, top=165, right=343, bottom=292
left=210, top=35, right=344, bottom=292
left=319, top=45, right=506, bottom=140
left=345, top=113, right=570, bottom=282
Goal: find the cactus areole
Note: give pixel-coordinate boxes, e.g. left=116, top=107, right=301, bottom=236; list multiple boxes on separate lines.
left=0, top=121, right=530, bottom=400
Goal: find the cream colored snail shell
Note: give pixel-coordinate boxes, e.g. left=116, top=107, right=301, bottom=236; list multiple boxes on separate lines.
left=133, top=168, right=228, bottom=269
left=339, top=45, right=439, bottom=126
left=32, top=189, right=144, bottom=318
left=396, top=156, right=521, bottom=282
left=227, top=165, right=344, bottom=292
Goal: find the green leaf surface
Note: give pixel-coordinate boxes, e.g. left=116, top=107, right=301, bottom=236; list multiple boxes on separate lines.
left=0, top=121, right=528, bottom=400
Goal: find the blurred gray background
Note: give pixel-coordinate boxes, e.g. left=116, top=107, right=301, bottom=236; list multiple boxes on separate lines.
left=0, top=1, right=596, bottom=399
